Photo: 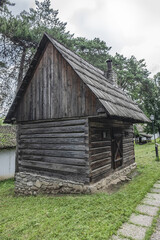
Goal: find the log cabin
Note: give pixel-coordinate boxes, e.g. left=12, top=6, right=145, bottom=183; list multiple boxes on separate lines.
left=4, top=33, right=150, bottom=194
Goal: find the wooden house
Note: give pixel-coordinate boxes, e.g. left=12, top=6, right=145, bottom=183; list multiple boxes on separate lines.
left=4, top=33, right=150, bottom=194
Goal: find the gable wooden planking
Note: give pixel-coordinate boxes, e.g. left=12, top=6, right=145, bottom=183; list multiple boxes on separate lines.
left=16, top=43, right=100, bottom=122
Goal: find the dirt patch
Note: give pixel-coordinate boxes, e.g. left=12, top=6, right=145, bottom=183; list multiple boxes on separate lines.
left=106, top=169, right=140, bottom=194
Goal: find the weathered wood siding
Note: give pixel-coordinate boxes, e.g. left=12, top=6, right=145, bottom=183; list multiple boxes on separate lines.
left=16, top=42, right=100, bottom=122
left=17, top=118, right=90, bottom=183
left=89, top=118, right=134, bottom=183
left=122, top=124, right=135, bottom=166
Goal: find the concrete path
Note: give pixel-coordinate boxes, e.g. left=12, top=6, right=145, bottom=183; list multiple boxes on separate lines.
left=110, top=181, right=160, bottom=240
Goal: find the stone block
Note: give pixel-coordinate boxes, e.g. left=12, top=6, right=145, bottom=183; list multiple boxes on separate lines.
left=136, top=204, right=159, bottom=216
left=146, top=193, right=160, bottom=201
left=35, top=180, right=42, bottom=188
left=129, top=213, right=153, bottom=227
left=27, top=181, right=33, bottom=187
left=150, top=230, right=160, bottom=240
left=153, top=184, right=160, bottom=189
left=151, top=188, right=160, bottom=193
left=142, top=198, right=160, bottom=207
left=118, top=223, right=147, bottom=240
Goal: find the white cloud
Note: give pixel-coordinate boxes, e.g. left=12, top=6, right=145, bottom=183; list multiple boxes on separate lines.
left=10, top=0, right=160, bottom=76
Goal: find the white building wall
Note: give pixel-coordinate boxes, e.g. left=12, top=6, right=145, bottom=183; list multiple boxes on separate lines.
left=0, top=149, right=16, bottom=180
left=151, top=132, right=160, bottom=140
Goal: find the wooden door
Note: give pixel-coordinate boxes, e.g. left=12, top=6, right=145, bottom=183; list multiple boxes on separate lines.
left=111, top=128, right=123, bottom=169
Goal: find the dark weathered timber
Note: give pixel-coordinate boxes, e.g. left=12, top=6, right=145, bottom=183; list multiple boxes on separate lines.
left=91, top=140, right=111, bottom=148
left=21, top=155, right=88, bottom=166
left=19, top=149, right=87, bottom=159
left=20, top=132, right=86, bottom=139
left=91, top=158, right=111, bottom=170
left=88, top=118, right=135, bottom=183
left=20, top=118, right=87, bottom=129
left=91, top=169, right=112, bottom=183
left=15, top=42, right=99, bottom=122
left=19, top=167, right=90, bottom=183
left=90, top=146, right=111, bottom=155
left=91, top=152, right=111, bottom=162
left=17, top=118, right=90, bottom=183
left=20, top=160, right=88, bottom=174
left=20, top=125, right=86, bottom=135
left=20, top=137, right=85, bottom=144
left=20, top=143, right=86, bottom=151
left=15, top=125, right=20, bottom=173
left=91, top=164, right=111, bottom=178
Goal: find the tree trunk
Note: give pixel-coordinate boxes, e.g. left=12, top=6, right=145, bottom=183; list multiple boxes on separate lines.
left=17, top=47, right=26, bottom=89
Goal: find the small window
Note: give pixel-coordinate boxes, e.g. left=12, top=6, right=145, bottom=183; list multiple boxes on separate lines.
left=102, top=131, right=107, bottom=140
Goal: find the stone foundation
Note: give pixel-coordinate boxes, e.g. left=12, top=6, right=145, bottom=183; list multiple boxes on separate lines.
left=15, top=163, right=137, bottom=195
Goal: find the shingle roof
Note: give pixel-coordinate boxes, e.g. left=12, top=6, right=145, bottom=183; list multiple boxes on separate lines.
left=4, top=33, right=150, bottom=123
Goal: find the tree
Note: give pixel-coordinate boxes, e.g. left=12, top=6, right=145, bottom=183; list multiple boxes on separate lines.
left=0, top=0, right=73, bottom=114
left=72, top=37, right=111, bottom=71
left=112, top=54, right=150, bottom=94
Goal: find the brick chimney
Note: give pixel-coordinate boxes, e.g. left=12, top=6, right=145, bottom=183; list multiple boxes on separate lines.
left=104, top=59, right=117, bottom=86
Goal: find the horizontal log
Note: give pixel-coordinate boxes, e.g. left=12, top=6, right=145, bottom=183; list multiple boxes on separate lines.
left=123, top=142, right=134, bottom=148
left=91, top=158, right=111, bottom=170
left=19, top=149, right=87, bottom=159
left=123, top=154, right=135, bottom=163
left=20, top=137, right=85, bottom=144
left=90, top=146, right=111, bottom=155
left=20, top=143, right=87, bottom=151
left=123, top=146, right=134, bottom=153
left=20, top=160, right=89, bottom=174
left=91, top=164, right=111, bottom=177
left=91, top=169, right=112, bottom=183
left=20, top=132, right=86, bottom=139
left=18, top=167, right=89, bottom=183
left=21, top=125, right=85, bottom=135
left=21, top=154, right=88, bottom=166
left=123, top=137, right=134, bottom=143
left=123, top=150, right=134, bottom=158
left=91, top=134, right=111, bottom=142
left=89, top=120, right=132, bottom=129
left=21, top=118, right=87, bottom=129
left=90, top=140, right=111, bottom=148
left=91, top=151, right=111, bottom=162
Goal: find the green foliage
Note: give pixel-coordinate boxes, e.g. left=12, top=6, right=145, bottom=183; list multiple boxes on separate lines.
left=72, top=37, right=111, bottom=71
left=112, top=54, right=150, bottom=97
left=1, top=143, right=160, bottom=239
left=0, top=118, right=4, bottom=125
left=0, top=0, right=74, bottom=112
left=133, top=124, right=139, bottom=137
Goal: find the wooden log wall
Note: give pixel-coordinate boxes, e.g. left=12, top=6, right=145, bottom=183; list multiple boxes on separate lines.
left=89, top=119, right=112, bottom=183
left=89, top=118, right=135, bottom=183
left=122, top=124, right=135, bottom=166
left=17, top=118, right=90, bottom=183
left=16, top=42, right=100, bottom=122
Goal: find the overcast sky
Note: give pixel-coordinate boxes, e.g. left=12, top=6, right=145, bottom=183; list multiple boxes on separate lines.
left=10, top=0, right=160, bottom=77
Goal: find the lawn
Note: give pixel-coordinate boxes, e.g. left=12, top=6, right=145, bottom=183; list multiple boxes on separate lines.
left=1, top=141, right=160, bottom=240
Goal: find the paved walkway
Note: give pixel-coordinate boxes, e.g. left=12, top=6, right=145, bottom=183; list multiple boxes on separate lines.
left=110, top=180, right=160, bottom=240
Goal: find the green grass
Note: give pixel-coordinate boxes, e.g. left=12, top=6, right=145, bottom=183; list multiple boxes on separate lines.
left=1, top=141, right=160, bottom=240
